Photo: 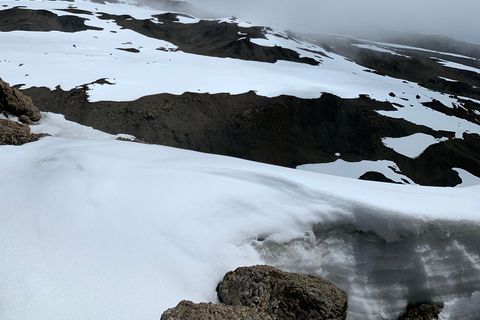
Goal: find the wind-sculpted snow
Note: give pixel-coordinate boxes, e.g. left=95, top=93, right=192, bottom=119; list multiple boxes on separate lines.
left=256, top=220, right=480, bottom=319
left=1, top=114, right=480, bottom=320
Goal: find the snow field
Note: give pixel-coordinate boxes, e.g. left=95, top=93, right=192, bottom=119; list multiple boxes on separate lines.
left=2, top=0, right=479, bottom=143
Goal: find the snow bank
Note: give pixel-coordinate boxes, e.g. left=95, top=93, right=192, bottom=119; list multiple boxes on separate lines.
left=1, top=113, right=480, bottom=320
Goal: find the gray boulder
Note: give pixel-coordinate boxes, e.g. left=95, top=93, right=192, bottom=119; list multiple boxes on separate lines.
left=0, top=77, right=41, bottom=121
left=217, top=265, right=348, bottom=320
left=160, top=300, right=273, bottom=320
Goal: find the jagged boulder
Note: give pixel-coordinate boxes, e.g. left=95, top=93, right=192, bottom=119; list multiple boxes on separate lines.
left=217, top=265, right=348, bottom=320
left=0, top=77, right=41, bottom=121
left=160, top=300, right=273, bottom=320
left=0, top=119, right=48, bottom=145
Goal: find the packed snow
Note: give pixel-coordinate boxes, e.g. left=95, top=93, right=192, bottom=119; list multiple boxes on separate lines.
left=452, top=168, right=480, bottom=187
left=351, top=43, right=409, bottom=57
left=1, top=113, right=480, bottom=320
left=433, top=58, right=480, bottom=74
left=382, top=133, right=448, bottom=158
left=297, top=159, right=415, bottom=184
left=376, top=104, right=480, bottom=138
left=362, top=39, right=480, bottom=61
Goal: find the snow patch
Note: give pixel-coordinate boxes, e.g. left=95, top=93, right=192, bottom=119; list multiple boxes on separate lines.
left=351, top=43, right=409, bottom=57
left=452, top=168, right=480, bottom=187
left=297, top=159, right=415, bottom=184
left=433, top=58, right=480, bottom=74
left=382, top=133, right=448, bottom=158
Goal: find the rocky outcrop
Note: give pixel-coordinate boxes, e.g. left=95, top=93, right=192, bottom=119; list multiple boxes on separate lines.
left=0, top=119, right=48, bottom=145
left=0, top=77, right=48, bottom=145
left=0, top=77, right=41, bottom=121
left=160, top=265, right=347, bottom=320
left=160, top=300, right=273, bottom=320
left=217, top=265, right=348, bottom=320
left=0, top=7, right=102, bottom=32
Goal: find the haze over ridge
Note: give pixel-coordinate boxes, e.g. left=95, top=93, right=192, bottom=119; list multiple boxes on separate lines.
left=141, top=0, right=480, bottom=44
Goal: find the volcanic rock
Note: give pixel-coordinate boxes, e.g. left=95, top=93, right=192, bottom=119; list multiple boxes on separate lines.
left=160, top=300, right=273, bottom=320
left=217, top=265, right=348, bottom=320
left=0, top=77, right=41, bottom=121
left=0, top=119, right=48, bottom=145
left=0, top=7, right=102, bottom=32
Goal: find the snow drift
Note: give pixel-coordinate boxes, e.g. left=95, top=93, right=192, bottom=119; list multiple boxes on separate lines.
left=1, top=113, right=479, bottom=320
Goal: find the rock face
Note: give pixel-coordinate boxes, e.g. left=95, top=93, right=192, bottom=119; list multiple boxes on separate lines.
left=0, top=77, right=41, bottom=121
left=160, top=300, right=273, bottom=320
left=217, top=265, right=348, bottom=320
left=0, top=119, right=47, bottom=145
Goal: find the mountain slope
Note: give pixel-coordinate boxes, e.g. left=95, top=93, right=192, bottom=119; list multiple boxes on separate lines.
left=1, top=1, right=480, bottom=319
left=1, top=0, right=479, bottom=186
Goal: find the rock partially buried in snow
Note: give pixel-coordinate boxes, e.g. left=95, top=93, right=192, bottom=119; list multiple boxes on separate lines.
left=0, top=119, right=48, bottom=145
left=160, top=300, right=273, bottom=320
left=0, top=77, right=41, bottom=122
left=217, top=265, right=348, bottom=320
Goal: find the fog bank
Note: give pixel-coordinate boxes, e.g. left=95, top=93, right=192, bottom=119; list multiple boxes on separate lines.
left=180, top=0, right=480, bottom=44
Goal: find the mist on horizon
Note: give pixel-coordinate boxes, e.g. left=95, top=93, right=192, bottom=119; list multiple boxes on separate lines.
left=140, top=0, right=480, bottom=45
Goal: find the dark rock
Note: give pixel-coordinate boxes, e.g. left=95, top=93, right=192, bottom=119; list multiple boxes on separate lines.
left=96, top=13, right=318, bottom=66
left=160, top=300, right=273, bottom=320
left=397, top=303, right=442, bottom=320
left=115, top=136, right=149, bottom=144
left=0, top=77, right=41, bottom=121
left=217, top=265, right=348, bottom=320
left=0, top=7, right=102, bottom=32
left=359, top=171, right=400, bottom=183
left=116, top=47, right=140, bottom=53
left=24, top=85, right=471, bottom=186
left=398, top=137, right=480, bottom=186
left=0, top=119, right=48, bottom=145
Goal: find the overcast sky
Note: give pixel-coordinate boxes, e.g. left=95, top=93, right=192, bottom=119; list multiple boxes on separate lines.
left=182, top=0, right=480, bottom=44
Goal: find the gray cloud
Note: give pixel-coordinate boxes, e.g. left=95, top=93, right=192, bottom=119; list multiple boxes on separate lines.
left=182, top=0, right=480, bottom=44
